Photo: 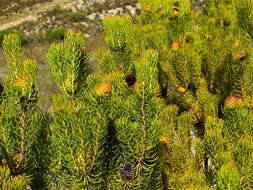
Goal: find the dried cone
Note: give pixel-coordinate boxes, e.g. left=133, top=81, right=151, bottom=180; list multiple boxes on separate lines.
left=234, top=50, right=247, bottom=61
left=160, top=136, right=169, bottom=147
left=119, top=163, right=134, bottom=181
left=177, top=87, right=187, bottom=94
left=225, top=96, right=243, bottom=108
left=223, top=19, right=231, bottom=27
left=171, top=41, right=180, bottom=51
left=125, top=74, right=137, bottom=87
left=94, top=82, right=112, bottom=96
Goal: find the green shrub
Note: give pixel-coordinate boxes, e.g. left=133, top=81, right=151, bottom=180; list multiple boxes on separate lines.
left=45, top=28, right=66, bottom=41
left=47, top=5, right=63, bottom=16
left=66, top=12, right=86, bottom=22
left=0, top=29, right=28, bottom=46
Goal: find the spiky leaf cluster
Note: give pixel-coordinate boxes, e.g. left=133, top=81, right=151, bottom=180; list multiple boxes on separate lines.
left=106, top=50, right=165, bottom=189
left=48, top=30, right=87, bottom=96
left=97, top=15, right=135, bottom=75
left=138, top=0, right=253, bottom=189
left=205, top=106, right=253, bottom=189
left=0, top=166, right=28, bottom=190
left=0, top=34, right=48, bottom=189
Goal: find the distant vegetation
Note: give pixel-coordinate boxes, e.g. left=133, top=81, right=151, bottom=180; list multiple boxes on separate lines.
left=66, top=11, right=87, bottom=22
left=45, top=27, right=66, bottom=41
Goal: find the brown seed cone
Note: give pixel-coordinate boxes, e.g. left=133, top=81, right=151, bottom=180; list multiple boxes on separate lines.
left=125, top=74, right=137, bottom=87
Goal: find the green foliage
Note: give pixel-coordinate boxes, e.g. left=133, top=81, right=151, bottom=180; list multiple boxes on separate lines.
left=217, top=161, right=241, bottom=190
left=138, top=0, right=253, bottom=189
left=49, top=95, right=109, bottom=189
left=233, top=0, right=253, bottom=39
left=0, top=34, right=48, bottom=189
left=45, top=27, right=66, bottom=41
left=103, top=15, right=133, bottom=50
left=0, top=167, right=29, bottom=190
left=0, top=29, right=28, bottom=47
left=243, top=58, right=253, bottom=96
left=2, top=34, right=21, bottom=76
left=203, top=89, right=253, bottom=189
left=66, top=11, right=87, bottom=22
left=47, top=30, right=88, bottom=96
left=1, top=0, right=253, bottom=189
left=48, top=31, right=108, bottom=189
left=48, top=5, right=63, bottom=15
left=99, top=15, right=135, bottom=75
left=161, top=110, right=210, bottom=190
left=107, top=50, right=165, bottom=189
